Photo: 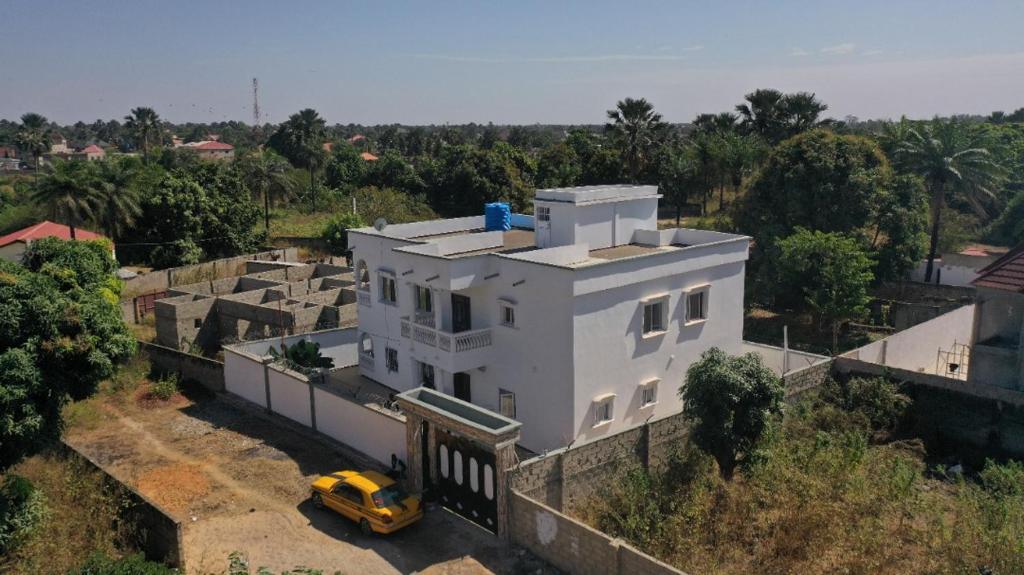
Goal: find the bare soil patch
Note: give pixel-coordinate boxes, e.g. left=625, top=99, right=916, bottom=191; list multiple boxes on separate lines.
left=136, top=463, right=211, bottom=515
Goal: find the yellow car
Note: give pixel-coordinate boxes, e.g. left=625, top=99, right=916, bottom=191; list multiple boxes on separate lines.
left=310, top=470, right=423, bottom=535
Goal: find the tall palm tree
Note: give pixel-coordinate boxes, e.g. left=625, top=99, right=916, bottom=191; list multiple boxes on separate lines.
left=605, top=98, right=667, bottom=182
left=692, top=112, right=739, bottom=135
left=31, top=160, right=102, bottom=240
left=94, top=158, right=142, bottom=241
left=237, top=150, right=299, bottom=232
left=269, top=108, right=327, bottom=210
left=736, top=89, right=827, bottom=144
left=895, top=118, right=1005, bottom=282
left=15, top=113, right=51, bottom=172
left=123, top=107, right=162, bottom=161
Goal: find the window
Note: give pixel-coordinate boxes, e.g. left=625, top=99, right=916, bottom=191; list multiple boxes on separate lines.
left=642, top=297, right=667, bottom=335
left=593, top=395, right=615, bottom=427
left=194, top=318, right=202, bottom=329
left=380, top=275, right=397, bottom=304
left=499, top=389, right=516, bottom=419
left=686, top=287, right=709, bottom=324
left=420, top=362, right=435, bottom=388
left=640, top=379, right=659, bottom=408
left=454, top=373, right=471, bottom=402
left=359, top=333, right=374, bottom=357
left=500, top=303, right=516, bottom=327
left=335, top=484, right=364, bottom=506
left=415, top=285, right=432, bottom=312
left=536, top=206, right=550, bottom=222
left=356, top=261, right=370, bottom=291
left=385, top=347, right=399, bottom=372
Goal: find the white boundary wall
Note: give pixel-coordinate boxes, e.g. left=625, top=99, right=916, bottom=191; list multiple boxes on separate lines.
left=844, top=305, right=975, bottom=373
left=314, top=388, right=407, bottom=465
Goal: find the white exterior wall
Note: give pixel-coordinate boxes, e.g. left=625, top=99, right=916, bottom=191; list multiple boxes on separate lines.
left=267, top=367, right=312, bottom=426
left=846, top=304, right=975, bottom=373
left=314, top=388, right=407, bottom=466
left=223, top=348, right=267, bottom=407
left=571, top=258, right=746, bottom=443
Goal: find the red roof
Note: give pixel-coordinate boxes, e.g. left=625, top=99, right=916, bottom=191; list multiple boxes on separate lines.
left=190, top=140, right=234, bottom=151
left=972, top=243, right=1024, bottom=293
left=80, top=145, right=104, bottom=154
left=360, top=152, right=379, bottom=161
left=0, top=221, right=105, bottom=247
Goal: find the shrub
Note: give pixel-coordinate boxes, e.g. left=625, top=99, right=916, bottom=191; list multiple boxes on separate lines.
left=978, top=459, right=1024, bottom=498
left=820, top=376, right=911, bottom=431
left=68, top=551, right=177, bottom=575
left=320, top=212, right=364, bottom=256
left=0, top=475, right=49, bottom=554
left=149, top=374, right=179, bottom=401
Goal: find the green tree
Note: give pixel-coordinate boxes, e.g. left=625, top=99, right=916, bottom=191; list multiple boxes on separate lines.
left=323, top=143, right=368, bottom=191
left=735, top=89, right=829, bottom=144
left=692, top=111, right=739, bottom=135
left=94, top=158, right=143, bottom=241
left=871, top=175, right=928, bottom=282
left=535, top=142, right=582, bottom=188
left=605, top=97, right=667, bottom=182
left=0, top=240, right=135, bottom=470
left=352, top=186, right=436, bottom=225
left=321, top=212, right=364, bottom=255
left=15, top=113, right=51, bottom=172
left=894, top=118, right=1005, bottom=282
left=31, top=160, right=102, bottom=239
left=777, top=228, right=875, bottom=351
left=123, top=107, right=162, bottom=161
left=655, top=142, right=697, bottom=225
left=681, top=347, right=784, bottom=479
left=237, top=150, right=299, bottom=232
left=269, top=109, right=328, bottom=210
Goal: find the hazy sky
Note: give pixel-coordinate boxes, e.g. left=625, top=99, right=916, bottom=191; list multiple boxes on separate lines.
left=4, top=1, right=1024, bottom=125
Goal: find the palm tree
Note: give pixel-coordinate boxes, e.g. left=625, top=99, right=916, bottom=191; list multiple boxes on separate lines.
left=692, top=112, right=739, bottom=135
left=718, top=132, right=765, bottom=209
left=31, top=160, right=102, bottom=239
left=895, top=118, right=1005, bottom=282
left=94, top=158, right=142, bottom=241
left=237, top=150, right=299, bottom=232
left=605, top=98, right=667, bottom=182
left=736, top=89, right=827, bottom=144
left=269, top=109, right=327, bottom=210
left=123, top=107, right=162, bottom=161
left=15, top=113, right=51, bottom=172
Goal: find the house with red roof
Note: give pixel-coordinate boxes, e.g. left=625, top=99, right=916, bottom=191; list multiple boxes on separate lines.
left=72, top=144, right=106, bottom=162
left=967, top=244, right=1024, bottom=390
left=360, top=151, right=379, bottom=162
left=0, top=220, right=111, bottom=262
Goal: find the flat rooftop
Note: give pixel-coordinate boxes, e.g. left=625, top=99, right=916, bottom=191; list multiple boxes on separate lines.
left=587, top=242, right=688, bottom=261
left=534, top=184, right=660, bottom=205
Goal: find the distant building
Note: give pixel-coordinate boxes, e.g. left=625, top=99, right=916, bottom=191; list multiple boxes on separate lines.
left=968, top=245, right=1024, bottom=390
left=347, top=134, right=366, bottom=144
left=72, top=144, right=106, bottom=162
left=49, top=134, right=70, bottom=155
left=0, top=146, right=16, bottom=159
left=0, top=220, right=111, bottom=262
left=910, top=244, right=1010, bottom=286
left=323, top=142, right=334, bottom=153
left=360, top=152, right=379, bottom=161
left=180, top=140, right=235, bottom=161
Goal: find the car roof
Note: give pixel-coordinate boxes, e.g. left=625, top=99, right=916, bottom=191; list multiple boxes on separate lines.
left=344, top=470, right=395, bottom=493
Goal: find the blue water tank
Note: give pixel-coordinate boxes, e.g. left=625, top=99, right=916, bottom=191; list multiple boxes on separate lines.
left=484, top=202, right=512, bottom=231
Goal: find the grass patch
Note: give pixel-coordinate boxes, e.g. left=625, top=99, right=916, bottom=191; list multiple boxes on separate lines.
left=148, top=374, right=179, bottom=401
left=0, top=452, right=138, bottom=574
left=269, top=208, right=335, bottom=238
left=582, top=380, right=1024, bottom=575
left=130, top=314, right=158, bottom=343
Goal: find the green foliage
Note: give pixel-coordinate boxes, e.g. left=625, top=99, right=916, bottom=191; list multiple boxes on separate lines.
left=680, top=347, right=784, bottom=479
left=872, top=175, right=929, bottom=282
left=227, top=551, right=323, bottom=575
left=269, top=340, right=334, bottom=371
left=149, top=374, right=179, bottom=401
left=0, top=475, right=49, bottom=554
left=320, top=212, right=364, bottom=255
left=984, top=188, right=1024, bottom=245
left=353, top=186, right=436, bottom=225
left=605, top=97, right=667, bottom=181
left=420, top=144, right=534, bottom=215
left=735, top=89, right=829, bottom=144
left=22, top=236, right=118, bottom=290
left=978, top=459, right=1024, bottom=498
left=819, top=376, right=911, bottom=431
left=776, top=228, right=874, bottom=351
left=68, top=551, right=177, bottom=575
left=0, top=240, right=135, bottom=470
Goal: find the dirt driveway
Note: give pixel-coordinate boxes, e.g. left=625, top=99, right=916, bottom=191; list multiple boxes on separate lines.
left=66, top=385, right=543, bottom=574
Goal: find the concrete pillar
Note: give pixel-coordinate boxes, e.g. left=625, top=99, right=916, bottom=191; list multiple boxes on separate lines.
left=405, top=413, right=423, bottom=493
left=495, top=438, right=517, bottom=541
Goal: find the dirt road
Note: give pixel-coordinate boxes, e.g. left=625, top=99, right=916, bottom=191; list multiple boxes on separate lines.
left=66, top=386, right=540, bottom=574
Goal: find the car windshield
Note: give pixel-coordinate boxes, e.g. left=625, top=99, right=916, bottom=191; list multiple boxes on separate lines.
left=372, top=484, right=408, bottom=508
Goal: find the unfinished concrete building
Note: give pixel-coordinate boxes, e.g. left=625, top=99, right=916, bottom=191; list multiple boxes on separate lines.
left=155, top=262, right=358, bottom=352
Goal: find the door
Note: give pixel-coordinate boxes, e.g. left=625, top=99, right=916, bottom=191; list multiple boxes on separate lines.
left=451, top=294, right=472, bottom=333
left=328, top=483, right=367, bottom=520
left=435, top=428, right=498, bottom=532
left=453, top=372, right=471, bottom=402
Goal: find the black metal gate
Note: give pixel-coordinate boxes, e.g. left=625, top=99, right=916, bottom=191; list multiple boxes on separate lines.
left=435, top=428, right=497, bottom=532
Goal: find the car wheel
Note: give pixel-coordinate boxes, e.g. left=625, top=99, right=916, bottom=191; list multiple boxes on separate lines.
left=311, top=493, right=324, bottom=509
left=359, top=518, right=373, bottom=536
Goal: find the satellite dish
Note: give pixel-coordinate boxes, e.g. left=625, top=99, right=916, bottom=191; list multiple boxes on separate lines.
left=373, top=218, right=388, bottom=232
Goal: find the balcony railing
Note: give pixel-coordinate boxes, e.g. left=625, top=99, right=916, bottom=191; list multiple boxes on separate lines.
left=400, top=318, right=492, bottom=354
left=414, top=310, right=436, bottom=328
left=357, top=290, right=372, bottom=307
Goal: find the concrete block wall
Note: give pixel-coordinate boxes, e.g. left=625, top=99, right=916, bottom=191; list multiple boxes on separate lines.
left=509, top=491, right=687, bottom=575
left=140, top=341, right=225, bottom=392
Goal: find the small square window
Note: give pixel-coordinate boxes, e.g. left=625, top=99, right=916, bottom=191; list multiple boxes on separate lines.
left=642, top=298, right=667, bottom=335
left=536, top=206, right=550, bottom=222
left=380, top=276, right=397, bottom=304
left=640, top=379, right=659, bottom=408
left=593, top=395, right=615, bottom=427
left=500, top=304, right=516, bottom=327
left=194, top=318, right=202, bottom=329
left=686, top=287, right=709, bottom=324
left=385, top=347, right=399, bottom=373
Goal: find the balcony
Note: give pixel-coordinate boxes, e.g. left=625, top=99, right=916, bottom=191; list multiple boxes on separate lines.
left=413, top=310, right=436, bottom=328
left=357, top=290, right=372, bottom=307
left=400, top=317, right=492, bottom=372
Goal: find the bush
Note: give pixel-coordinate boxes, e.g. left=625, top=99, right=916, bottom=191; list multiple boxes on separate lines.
left=68, top=551, right=177, bottom=575
left=149, top=374, right=179, bottom=401
left=0, top=475, right=49, bottom=554
left=320, top=212, right=364, bottom=255
left=820, top=376, right=911, bottom=431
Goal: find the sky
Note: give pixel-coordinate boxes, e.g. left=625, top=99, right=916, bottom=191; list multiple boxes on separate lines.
left=4, top=1, right=1024, bottom=126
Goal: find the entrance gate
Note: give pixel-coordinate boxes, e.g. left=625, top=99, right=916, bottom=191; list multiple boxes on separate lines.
left=435, top=428, right=498, bottom=532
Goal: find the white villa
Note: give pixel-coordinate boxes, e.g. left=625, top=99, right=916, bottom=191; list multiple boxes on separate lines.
left=348, top=185, right=750, bottom=452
